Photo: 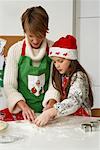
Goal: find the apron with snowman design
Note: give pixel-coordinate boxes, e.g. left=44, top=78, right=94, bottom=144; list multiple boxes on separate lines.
left=18, top=41, right=51, bottom=113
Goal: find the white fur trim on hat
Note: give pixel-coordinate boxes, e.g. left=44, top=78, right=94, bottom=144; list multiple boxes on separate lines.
left=49, top=47, right=78, bottom=60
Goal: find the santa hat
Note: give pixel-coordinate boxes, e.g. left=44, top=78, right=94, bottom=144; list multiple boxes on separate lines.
left=49, top=35, right=78, bottom=60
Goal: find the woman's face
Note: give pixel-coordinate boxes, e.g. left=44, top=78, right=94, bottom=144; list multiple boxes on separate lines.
left=25, top=28, right=45, bottom=49
left=52, top=56, right=71, bottom=74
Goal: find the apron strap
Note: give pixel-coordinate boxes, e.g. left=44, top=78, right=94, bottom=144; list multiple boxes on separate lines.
left=46, top=43, right=49, bottom=55
left=21, top=40, right=26, bottom=56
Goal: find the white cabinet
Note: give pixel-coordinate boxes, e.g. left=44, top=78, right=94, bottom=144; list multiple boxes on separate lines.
left=76, top=0, right=100, bottom=17
left=79, top=18, right=100, bottom=85
left=93, top=87, right=100, bottom=107
left=76, top=0, right=100, bottom=108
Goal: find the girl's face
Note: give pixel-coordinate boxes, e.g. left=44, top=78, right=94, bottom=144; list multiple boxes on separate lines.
left=26, top=30, right=45, bottom=49
left=52, top=56, right=71, bottom=74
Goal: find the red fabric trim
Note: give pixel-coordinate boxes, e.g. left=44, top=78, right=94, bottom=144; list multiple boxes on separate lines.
left=0, top=108, right=24, bottom=121
left=46, top=43, right=49, bottom=55
left=21, top=40, right=26, bottom=56
left=62, top=76, right=69, bottom=99
left=73, top=107, right=90, bottom=116
left=21, top=41, right=49, bottom=56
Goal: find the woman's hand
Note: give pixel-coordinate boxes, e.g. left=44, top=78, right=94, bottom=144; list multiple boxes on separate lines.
left=34, top=108, right=57, bottom=127
left=17, top=100, right=36, bottom=122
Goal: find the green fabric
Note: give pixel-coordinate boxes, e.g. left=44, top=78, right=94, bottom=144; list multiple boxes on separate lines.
left=18, top=55, right=51, bottom=113
left=0, top=70, right=4, bottom=87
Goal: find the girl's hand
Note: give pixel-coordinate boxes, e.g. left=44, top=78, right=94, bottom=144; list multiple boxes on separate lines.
left=43, top=99, right=57, bottom=111
left=34, top=108, right=57, bottom=127
left=17, top=100, right=36, bottom=122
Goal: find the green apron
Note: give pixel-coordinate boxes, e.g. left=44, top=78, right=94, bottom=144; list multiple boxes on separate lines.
left=0, top=59, right=5, bottom=87
left=0, top=70, right=4, bottom=87
left=18, top=41, right=51, bottom=113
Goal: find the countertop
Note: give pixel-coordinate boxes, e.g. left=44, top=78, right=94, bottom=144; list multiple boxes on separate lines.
left=0, top=116, right=100, bottom=150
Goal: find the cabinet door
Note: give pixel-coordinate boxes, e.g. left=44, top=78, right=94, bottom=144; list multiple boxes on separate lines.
left=93, top=87, right=100, bottom=107
left=76, top=0, right=100, bottom=17
left=76, top=18, right=100, bottom=108
left=79, top=18, right=100, bottom=86
left=76, top=0, right=100, bottom=108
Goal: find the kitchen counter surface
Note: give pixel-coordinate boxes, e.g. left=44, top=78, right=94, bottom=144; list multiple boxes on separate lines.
left=0, top=116, right=100, bottom=150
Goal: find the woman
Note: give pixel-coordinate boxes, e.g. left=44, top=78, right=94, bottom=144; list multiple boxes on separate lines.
left=4, top=6, right=59, bottom=122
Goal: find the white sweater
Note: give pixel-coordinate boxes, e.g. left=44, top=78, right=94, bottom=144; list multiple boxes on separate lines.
left=4, top=37, right=60, bottom=113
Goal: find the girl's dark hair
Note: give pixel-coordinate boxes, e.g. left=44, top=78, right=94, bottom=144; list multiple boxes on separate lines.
left=52, top=60, right=93, bottom=107
left=21, top=6, right=49, bottom=37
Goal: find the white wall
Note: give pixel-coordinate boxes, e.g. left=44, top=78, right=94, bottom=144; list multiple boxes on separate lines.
left=0, top=0, right=74, bottom=109
left=76, top=0, right=100, bottom=108
left=0, top=0, right=74, bottom=41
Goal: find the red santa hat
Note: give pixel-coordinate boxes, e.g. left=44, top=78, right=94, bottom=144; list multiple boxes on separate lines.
left=49, top=35, right=78, bottom=60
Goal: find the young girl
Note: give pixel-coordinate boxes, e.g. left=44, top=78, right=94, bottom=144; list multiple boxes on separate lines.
left=34, top=35, right=94, bottom=126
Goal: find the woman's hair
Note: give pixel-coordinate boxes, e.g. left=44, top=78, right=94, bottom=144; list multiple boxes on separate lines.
left=21, top=6, right=49, bottom=37
left=52, top=60, right=93, bottom=107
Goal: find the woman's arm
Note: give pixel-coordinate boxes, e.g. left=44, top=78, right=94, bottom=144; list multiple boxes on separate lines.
left=43, top=99, right=57, bottom=111
left=42, top=62, right=60, bottom=107
left=4, top=42, right=26, bottom=113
